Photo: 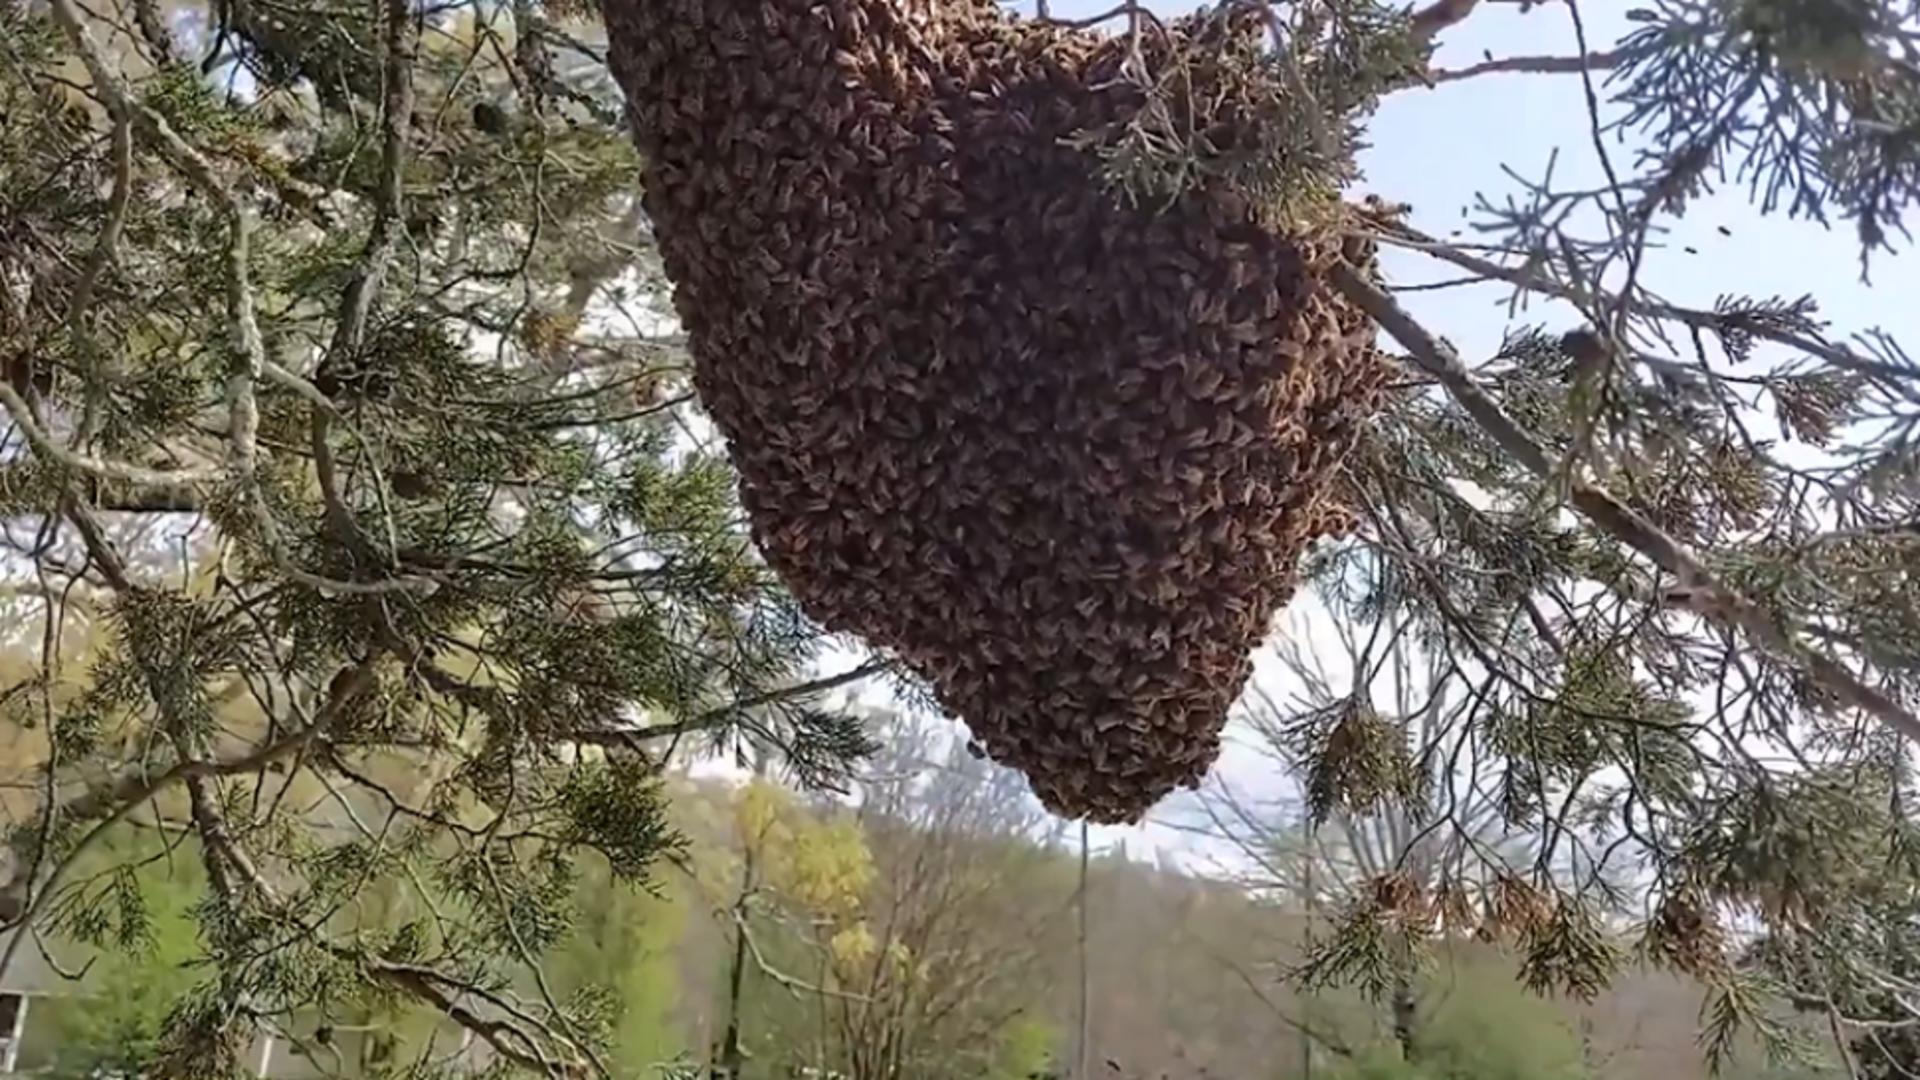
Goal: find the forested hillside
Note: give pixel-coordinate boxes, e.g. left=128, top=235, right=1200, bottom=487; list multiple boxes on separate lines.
left=1, top=705, right=1829, bottom=1079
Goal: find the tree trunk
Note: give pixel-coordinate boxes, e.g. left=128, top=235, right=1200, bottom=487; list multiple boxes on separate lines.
left=1391, top=971, right=1418, bottom=1063
left=716, top=745, right=770, bottom=1079
left=715, top=892, right=751, bottom=1079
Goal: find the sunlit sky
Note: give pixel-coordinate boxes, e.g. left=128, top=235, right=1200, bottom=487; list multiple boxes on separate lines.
left=786, top=0, right=1920, bottom=870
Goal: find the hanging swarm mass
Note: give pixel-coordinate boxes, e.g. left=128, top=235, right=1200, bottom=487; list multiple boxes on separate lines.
left=603, top=0, right=1389, bottom=822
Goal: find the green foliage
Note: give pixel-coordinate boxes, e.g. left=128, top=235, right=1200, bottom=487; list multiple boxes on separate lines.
left=1302, top=881, right=1433, bottom=1002
left=30, top=836, right=207, bottom=1079
left=988, top=1015, right=1061, bottom=1080
left=0, top=1, right=867, bottom=1073
left=1517, top=895, right=1622, bottom=1002
left=559, top=757, right=683, bottom=884
left=1293, top=696, right=1421, bottom=826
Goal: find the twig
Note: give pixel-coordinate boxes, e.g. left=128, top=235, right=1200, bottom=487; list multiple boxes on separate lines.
left=67, top=111, right=131, bottom=350
left=481, top=856, right=614, bottom=1078
left=569, top=658, right=893, bottom=746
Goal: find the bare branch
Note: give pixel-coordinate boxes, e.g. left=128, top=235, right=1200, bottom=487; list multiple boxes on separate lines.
left=1427, top=49, right=1626, bottom=84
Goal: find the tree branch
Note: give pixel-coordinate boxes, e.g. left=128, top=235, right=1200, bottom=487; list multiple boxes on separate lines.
left=0, top=655, right=377, bottom=948
left=1409, top=0, right=1481, bottom=43
left=0, top=381, right=221, bottom=487
left=566, top=659, right=893, bottom=747
left=1428, top=49, right=1626, bottom=84
left=1367, top=220, right=1920, bottom=390
left=312, top=0, right=417, bottom=556
left=356, top=955, right=586, bottom=1077
left=1328, top=262, right=1920, bottom=747
left=45, top=0, right=266, bottom=473
left=45, top=0, right=437, bottom=601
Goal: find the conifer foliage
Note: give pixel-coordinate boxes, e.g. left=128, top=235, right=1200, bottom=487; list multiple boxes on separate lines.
left=0, top=0, right=868, bottom=1074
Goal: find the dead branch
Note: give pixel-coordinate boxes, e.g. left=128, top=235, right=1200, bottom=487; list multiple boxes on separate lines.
left=1428, top=49, right=1626, bottom=84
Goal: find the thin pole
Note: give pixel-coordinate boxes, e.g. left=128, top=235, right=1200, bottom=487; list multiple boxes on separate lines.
left=1301, top=803, right=1315, bottom=1080
left=1074, top=821, right=1091, bottom=1079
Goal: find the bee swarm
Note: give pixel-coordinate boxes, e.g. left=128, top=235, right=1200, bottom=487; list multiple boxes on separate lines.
left=604, top=0, right=1388, bottom=822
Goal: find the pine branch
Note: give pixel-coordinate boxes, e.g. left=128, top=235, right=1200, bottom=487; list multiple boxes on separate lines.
left=0, top=728, right=311, bottom=930
left=356, top=957, right=582, bottom=1076
left=1369, top=220, right=1920, bottom=391
left=158, top=706, right=599, bottom=1076
left=1329, top=261, right=1920, bottom=747
left=45, top=0, right=437, bottom=600
left=0, top=384, right=222, bottom=486
left=565, top=659, right=893, bottom=746
left=45, top=0, right=264, bottom=472
left=0, top=658, right=380, bottom=973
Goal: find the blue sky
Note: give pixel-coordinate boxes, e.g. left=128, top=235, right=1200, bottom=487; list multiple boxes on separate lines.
left=1363, top=3, right=1919, bottom=356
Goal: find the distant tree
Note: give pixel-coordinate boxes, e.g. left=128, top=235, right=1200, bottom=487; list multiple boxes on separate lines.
left=828, top=715, right=1067, bottom=1080
left=712, top=714, right=1068, bottom=1080
left=703, top=770, right=877, bottom=1078
left=549, top=853, right=692, bottom=1073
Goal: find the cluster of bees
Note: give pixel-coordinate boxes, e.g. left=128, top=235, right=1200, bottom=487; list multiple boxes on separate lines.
left=605, top=0, right=1387, bottom=821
